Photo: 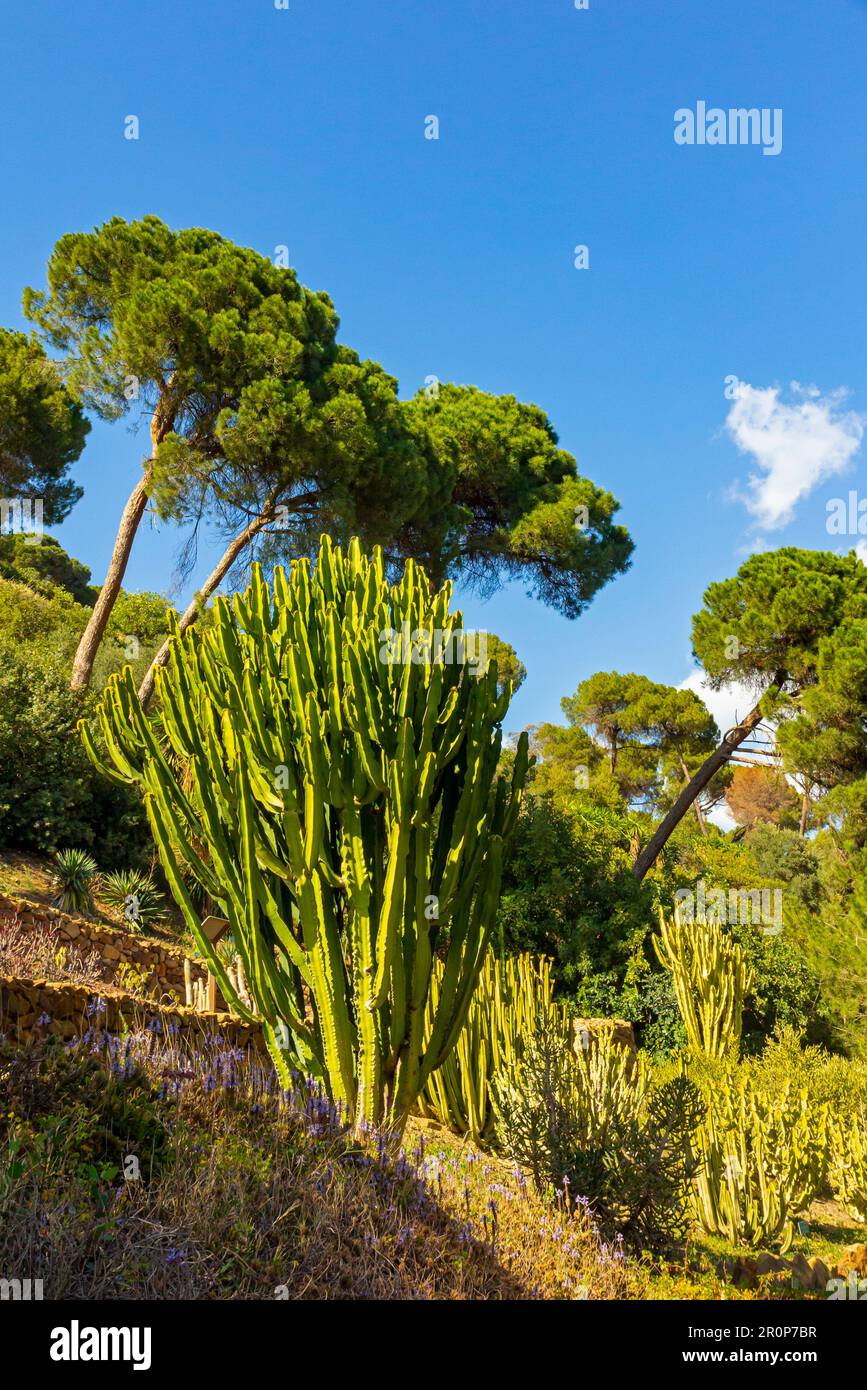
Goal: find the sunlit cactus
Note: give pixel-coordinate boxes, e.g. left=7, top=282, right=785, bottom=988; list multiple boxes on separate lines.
left=80, top=535, right=530, bottom=1135
left=418, top=951, right=569, bottom=1143
left=829, top=1111, right=867, bottom=1222
left=654, top=909, right=752, bottom=1059
left=692, top=1072, right=828, bottom=1253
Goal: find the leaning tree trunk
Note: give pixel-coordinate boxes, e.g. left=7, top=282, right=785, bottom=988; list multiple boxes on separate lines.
left=632, top=673, right=787, bottom=881
left=677, top=750, right=708, bottom=836
left=70, top=471, right=152, bottom=689
left=70, top=399, right=176, bottom=691
left=137, top=494, right=280, bottom=710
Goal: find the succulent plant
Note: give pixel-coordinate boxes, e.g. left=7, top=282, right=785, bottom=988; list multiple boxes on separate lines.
left=49, top=848, right=98, bottom=915
left=81, top=535, right=530, bottom=1135
left=654, top=910, right=752, bottom=1059
left=99, top=868, right=165, bottom=931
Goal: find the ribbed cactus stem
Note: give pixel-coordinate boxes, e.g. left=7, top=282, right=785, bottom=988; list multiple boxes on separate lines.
left=692, top=1072, right=828, bottom=1252
left=654, top=908, right=752, bottom=1058
left=80, top=535, right=530, bottom=1136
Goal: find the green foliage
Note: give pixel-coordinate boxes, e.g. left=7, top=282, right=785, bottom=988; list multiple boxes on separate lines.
left=48, top=848, right=98, bottom=914
left=491, top=1024, right=699, bottom=1249
left=83, top=536, right=530, bottom=1133
left=500, top=793, right=652, bottom=985
left=744, top=823, right=821, bottom=911
left=0, top=1037, right=169, bottom=1188
left=828, top=1112, right=867, bottom=1222
left=0, top=633, right=148, bottom=863
left=558, top=671, right=722, bottom=810
left=692, top=547, right=867, bottom=694
left=492, top=1024, right=647, bottom=1189
left=730, top=921, right=830, bottom=1054
left=404, top=384, right=634, bottom=616
left=0, top=533, right=95, bottom=605
left=418, top=952, right=568, bottom=1143
left=604, top=1074, right=704, bottom=1250
left=0, top=574, right=87, bottom=657
left=99, top=868, right=165, bottom=931
left=479, top=632, right=526, bottom=695
left=654, top=913, right=752, bottom=1059
left=0, top=328, right=89, bottom=524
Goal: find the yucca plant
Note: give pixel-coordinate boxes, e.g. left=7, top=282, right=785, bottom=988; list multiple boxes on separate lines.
left=99, top=868, right=165, bottom=931
left=49, top=849, right=98, bottom=915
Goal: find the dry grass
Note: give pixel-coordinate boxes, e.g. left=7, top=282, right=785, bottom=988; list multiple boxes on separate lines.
left=0, top=1027, right=638, bottom=1300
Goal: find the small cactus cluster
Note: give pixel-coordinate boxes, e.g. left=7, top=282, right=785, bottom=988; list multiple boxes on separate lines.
left=654, top=909, right=752, bottom=1059
left=418, top=951, right=569, bottom=1143
left=692, top=1073, right=828, bottom=1253
left=81, top=536, right=529, bottom=1135
left=829, top=1112, right=867, bottom=1222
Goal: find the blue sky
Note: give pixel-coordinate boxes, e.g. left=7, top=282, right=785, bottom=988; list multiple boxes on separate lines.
left=2, top=0, right=866, bottom=736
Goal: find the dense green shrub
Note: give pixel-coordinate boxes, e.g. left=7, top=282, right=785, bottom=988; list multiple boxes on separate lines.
left=0, top=533, right=96, bottom=606
left=491, top=1021, right=699, bottom=1250
left=0, top=639, right=148, bottom=863
left=499, top=793, right=652, bottom=984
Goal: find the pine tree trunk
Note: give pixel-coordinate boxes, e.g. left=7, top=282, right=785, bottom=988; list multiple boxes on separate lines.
left=632, top=675, right=786, bottom=880
left=70, top=398, right=175, bottom=692
left=70, top=472, right=151, bottom=689
left=678, top=751, right=708, bottom=836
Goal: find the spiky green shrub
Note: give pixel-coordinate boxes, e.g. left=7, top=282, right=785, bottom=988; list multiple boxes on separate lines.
left=98, top=868, right=165, bottom=931
left=603, top=1074, right=704, bottom=1250
left=491, top=1024, right=646, bottom=1187
left=654, top=910, right=752, bottom=1058
left=828, top=1112, right=867, bottom=1222
left=81, top=537, right=529, bottom=1135
left=491, top=1024, right=699, bottom=1248
left=48, top=848, right=98, bottom=914
left=418, top=951, right=569, bottom=1143
left=692, top=1072, right=828, bottom=1253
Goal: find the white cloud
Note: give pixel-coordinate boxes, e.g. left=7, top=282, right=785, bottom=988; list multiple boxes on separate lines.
left=724, top=381, right=864, bottom=532
left=678, top=668, right=767, bottom=743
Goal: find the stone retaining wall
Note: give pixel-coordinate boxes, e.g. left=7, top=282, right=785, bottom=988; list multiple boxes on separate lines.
left=572, top=1017, right=636, bottom=1055
left=0, top=892, right=219, bottom=1005
left=0, top=973, right=265, bottom=1054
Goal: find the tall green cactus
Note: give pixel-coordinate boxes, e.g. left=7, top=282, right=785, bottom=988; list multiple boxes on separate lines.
left=654, top=910, right=752, bottom=1059
left=80, top=536, right=530, bottom=1135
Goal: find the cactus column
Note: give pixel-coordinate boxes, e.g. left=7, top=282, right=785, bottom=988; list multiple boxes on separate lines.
left=81, top=536, right=530, bottom=1136
left=654, top=910, right=752, bottom=1059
